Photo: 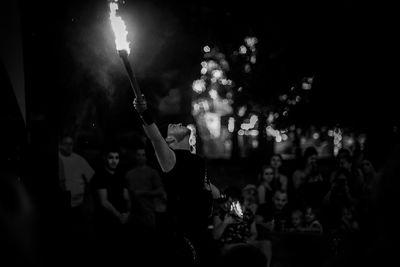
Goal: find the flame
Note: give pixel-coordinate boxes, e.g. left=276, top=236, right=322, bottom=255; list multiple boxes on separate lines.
left=109, top=0, right=130, bottom=54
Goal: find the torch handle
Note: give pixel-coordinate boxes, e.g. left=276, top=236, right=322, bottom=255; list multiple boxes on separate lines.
left=119, top=50, right=143, bottom=100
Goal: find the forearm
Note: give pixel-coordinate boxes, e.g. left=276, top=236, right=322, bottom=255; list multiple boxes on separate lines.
left=248, top=233, right=257, bottom=242
left=134, top=100, right=175, bottom=172
left=248, top=222, right=258, bottom=241
left=142, top=124, right=176, bottom=172
left=212, top=222, right=228, bottom=240
left=101, top=200, right=122, bottom=219
left=123, top=189, right=131, bottom=214
left=142, top=123, right=163, bottom=143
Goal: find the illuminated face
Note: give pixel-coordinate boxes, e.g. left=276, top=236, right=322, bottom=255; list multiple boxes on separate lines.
left=105, top=152, right=120, bottom=170
left=167, top=123, right=191, bottom=143
left=273, top=191, right=288, bottom=210
left=262, top=167, right=275, bottom=183
left=270, top=155, right=282, bottom=169
left=135, top=148, right=146, bottom=165
left=291, top=211, right=303, bottom=227
left=304, top=207, right=315, bottom=223
left=60, top=137, right=74, bottom=156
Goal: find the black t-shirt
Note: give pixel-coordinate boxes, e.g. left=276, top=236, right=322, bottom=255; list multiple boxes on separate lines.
left=162, top=149, right=213, bottom=238
left=91, top=168, right=128, bottom=215
left=297, top=180, right=328, bottom=208
left=256, top=203, right=291, bottom=232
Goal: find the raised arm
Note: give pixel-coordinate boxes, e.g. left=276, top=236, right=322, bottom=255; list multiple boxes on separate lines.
left=133, top=96, right=176, bottom=173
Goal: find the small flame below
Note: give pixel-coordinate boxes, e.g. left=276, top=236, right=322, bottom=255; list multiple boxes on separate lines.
left=109, top=1, right=130, bottom=54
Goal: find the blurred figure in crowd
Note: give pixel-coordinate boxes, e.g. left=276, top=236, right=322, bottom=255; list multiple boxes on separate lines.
left=91, top=146, right=131, bottom=264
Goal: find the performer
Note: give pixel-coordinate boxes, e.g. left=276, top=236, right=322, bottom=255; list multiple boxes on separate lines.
left=133, top=96, right=214, bottom=266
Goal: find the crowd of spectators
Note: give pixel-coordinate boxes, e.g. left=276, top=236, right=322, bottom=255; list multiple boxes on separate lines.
left=1, top=133, right=397, bottom=267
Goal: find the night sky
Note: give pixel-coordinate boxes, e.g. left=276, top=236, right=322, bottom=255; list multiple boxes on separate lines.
left=6, top=0, right=398, bottom=140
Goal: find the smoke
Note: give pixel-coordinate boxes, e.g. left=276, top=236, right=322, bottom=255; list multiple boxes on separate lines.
left=65, top=1, right=182, bottom=95
left=59, top=1, right=192, bottom=135
left=66, top=12, right=121, bottom=102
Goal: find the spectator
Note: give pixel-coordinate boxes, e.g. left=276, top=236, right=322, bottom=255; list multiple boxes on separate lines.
left=58, top=134, right=95, bottom=263
left=125, top=146, right=166, bottom=233
left=256, top=165, right=277, bottom=206
left=322, top=168, right=356, bottom=232
left=58, top=135, right=95, bottom=214
left=339, top=205, right=360, bottom=234
left=292, top=146, right=324, bottom=191
left=269, top=153, right=289, bottom=192
left=287, top=209, right=304, bottom=232
left=212, top=185, right=272, bottom=267
left=359, top=158, right=380, bottom=203
left=358, top=158, right=381, bottom=231
left=91, top=146, right=131, bottom=264
left=255, top=190, right=291, bottom=233
left=242, top=184, right=258, bottom=214
left=330, top=153, right=364, bottom=201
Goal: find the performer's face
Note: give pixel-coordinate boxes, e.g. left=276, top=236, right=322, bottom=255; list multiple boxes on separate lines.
left=167, top=123, right=191, bottom=142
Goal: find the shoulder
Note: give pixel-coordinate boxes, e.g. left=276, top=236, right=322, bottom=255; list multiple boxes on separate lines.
left=145, top=165, right=158, bottom=173
left=73, top=153, right=91, bottom=165
left=280, top=174, right=288, bottom=181
left=91, top=171, right=107, bottom=187
left=71, top=152, right=84, bottom=160
left=292, top=169, right=304, bottom=178
left=311, top=220, right=323, bottom=229
left=257, top=184, right=264, bottom=191
left=125, top=167, right=138, bottom=176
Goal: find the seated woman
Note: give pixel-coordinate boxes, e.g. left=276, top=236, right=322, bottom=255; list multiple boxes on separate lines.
left=211, top=185, right=272, bottom=267
left=269, top=154, right=289, bottom=193
left=256, top=165, right=277, bottom=206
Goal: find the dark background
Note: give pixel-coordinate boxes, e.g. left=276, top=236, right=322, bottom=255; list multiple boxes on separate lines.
left=16, top=0, right=397, bottom=159
left=19, top=0, right=398, bottom=128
